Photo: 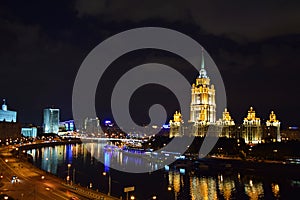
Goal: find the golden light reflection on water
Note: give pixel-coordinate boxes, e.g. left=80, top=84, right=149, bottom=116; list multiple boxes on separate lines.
left=218, top=174, right=235, bottom=200
left=190, top=176, right=218, bottom=200
left=244, top=179, right=264, bottom=200
left=29, top=144, right=287, bottom=199
left=272, top=183, right=280, bottom=198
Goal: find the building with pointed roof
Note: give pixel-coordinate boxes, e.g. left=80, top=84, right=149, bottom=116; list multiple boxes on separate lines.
left=242, top=107, right=262, bottom=144
left=189, top=48, right=216, bottom=136
left=216, top=108, right=236, bottom=138
left=169, top=111, right=183, bottom=138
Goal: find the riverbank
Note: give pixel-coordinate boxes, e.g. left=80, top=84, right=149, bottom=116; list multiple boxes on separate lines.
left=171, top=156, right=300, bottom=176
left=0, top=143, right=119, bottom=200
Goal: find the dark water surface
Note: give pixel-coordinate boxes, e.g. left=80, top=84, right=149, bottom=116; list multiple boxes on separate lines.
left=27, top=143, right=300, bottom=199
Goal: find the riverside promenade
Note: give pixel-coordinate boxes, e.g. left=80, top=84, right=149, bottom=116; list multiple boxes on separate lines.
left=0, top=144, right=120, bottom=200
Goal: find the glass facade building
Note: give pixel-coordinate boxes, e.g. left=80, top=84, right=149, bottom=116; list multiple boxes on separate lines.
left=43, top=108, right=60, bottom=134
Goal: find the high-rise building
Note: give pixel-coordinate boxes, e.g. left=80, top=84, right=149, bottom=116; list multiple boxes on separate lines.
left=189, top=49, right=216, bottom=136
left=242, top=107, right=262, bottom=144
left=265, top=111, right=281, bottom=142
left=43, top=108, right=60, bottom=134
left=216, top=108, right=235, bottom=138
left=83, top=117, right=100, bottom=134
left=0, top=99, right=17, bottom=122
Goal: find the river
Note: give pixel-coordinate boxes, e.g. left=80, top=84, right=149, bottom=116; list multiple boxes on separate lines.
left=27, top=143, right=300, bottom=199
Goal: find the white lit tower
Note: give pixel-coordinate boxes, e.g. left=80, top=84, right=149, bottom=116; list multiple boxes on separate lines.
left=189, top=49, right=216, bottom=136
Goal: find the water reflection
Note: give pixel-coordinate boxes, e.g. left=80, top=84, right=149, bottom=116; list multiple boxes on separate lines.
left=28, top=143, right=299, bottom=199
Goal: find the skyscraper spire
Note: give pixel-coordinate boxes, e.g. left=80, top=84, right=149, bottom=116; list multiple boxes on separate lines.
left=201, top=47, right=205, bottom=69
left=198, top=47, right=208, bottom=78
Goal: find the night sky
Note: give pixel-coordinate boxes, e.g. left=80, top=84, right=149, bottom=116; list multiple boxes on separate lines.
left=0, top=0, right=299, bottom=128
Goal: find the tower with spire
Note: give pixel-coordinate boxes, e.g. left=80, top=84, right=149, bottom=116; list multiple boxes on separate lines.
left=242, top=107, right=262, bottom=144
left=189, top=48, right=216, bottom=136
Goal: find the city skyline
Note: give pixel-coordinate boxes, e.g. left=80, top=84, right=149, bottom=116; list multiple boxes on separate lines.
left=0, top=1, right=299, bottom=126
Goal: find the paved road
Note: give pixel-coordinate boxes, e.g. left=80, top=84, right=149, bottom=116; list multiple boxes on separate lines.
left=0, top=146, right=119, bottom=200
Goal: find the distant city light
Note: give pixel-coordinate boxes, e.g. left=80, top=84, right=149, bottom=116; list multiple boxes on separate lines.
left=163, top=124, right=170, bottom=129
left=288, top=126, right=298, bottom=130
left=105, top=120, right=111, bottom=124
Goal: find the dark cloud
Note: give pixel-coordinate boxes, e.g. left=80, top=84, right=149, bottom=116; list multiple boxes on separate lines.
left=0, top=0, right=299, bottom=126
left=74, top=0, right=300, bottom=42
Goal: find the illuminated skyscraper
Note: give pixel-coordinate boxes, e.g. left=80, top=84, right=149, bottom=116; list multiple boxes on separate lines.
left=242, top=107, right=262, bottom=144
left=265, top=111, right=281, bottom=142
left=189, top=49, right=216, bottom=136
left=83, top=117, right=100, bottom=134
left=43, top=108, right=60, bottom=134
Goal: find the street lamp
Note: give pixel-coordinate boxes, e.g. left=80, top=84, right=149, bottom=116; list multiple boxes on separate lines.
left=102, top=172, right=111, bottom=196
left=67, top=163, right=71, bottom=184
left=130, top=195, right=135, bottom=200
left=167, top=185, right=178, bottom=200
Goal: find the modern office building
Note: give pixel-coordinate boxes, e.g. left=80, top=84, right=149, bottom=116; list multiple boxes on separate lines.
left=43, top=108, right=60, bottom=134
left=21, top=127, right=37, bottom=138
left=83, top=117, right=100, bottom=134
left=0, top=99, right=17, bottom=122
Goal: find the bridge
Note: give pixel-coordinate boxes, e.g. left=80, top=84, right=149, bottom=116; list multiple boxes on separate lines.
left=75, top=136, right=143, bottom=143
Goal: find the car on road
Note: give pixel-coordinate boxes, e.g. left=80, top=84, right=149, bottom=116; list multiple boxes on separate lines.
left=11, top=176, right=19, bottom=183
left=69, top=197, right=79, bottom=200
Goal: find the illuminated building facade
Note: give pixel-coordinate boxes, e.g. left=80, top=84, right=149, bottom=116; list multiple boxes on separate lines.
left=216, top=108, right=235, bottom=138
left=43, top=108, right=60, bottom=134
left=264, top=111, right=281, bottom=142
left=0, top=99, right=17, bottom=122
left=189, top=49, right=216, bottom=136
left=60, top=120, right=75, bottom=132
left=21, top=127, right=37, bottom=138
left=83, top=117, right=100, bottom=134
left=0, top=99, right=21, bottom=141
left=169, top=111, right=183, bottom=138
left=242, top=107, right=262, bottom=144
